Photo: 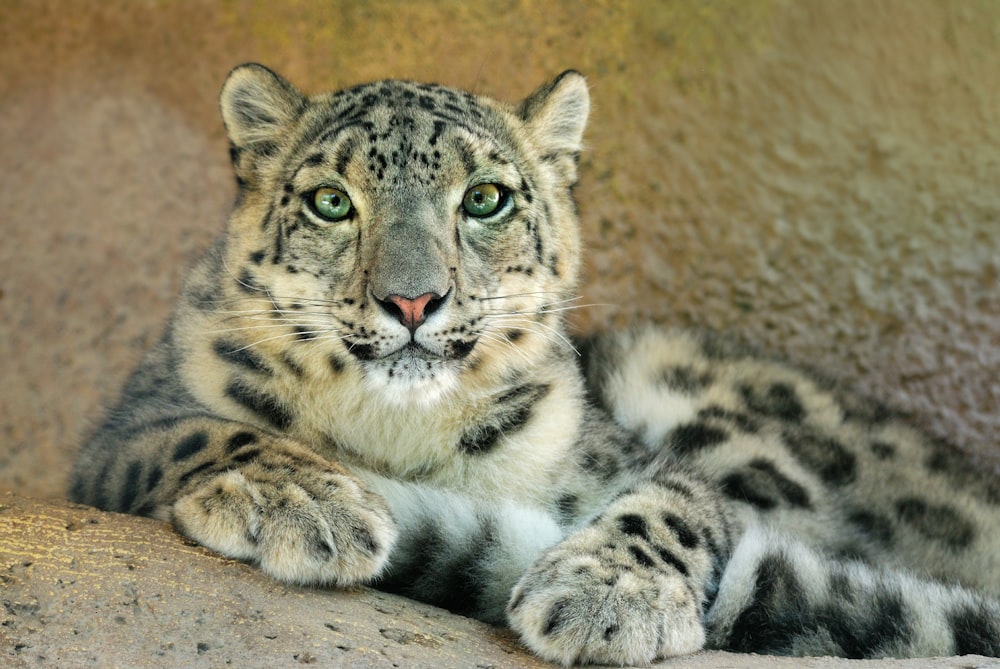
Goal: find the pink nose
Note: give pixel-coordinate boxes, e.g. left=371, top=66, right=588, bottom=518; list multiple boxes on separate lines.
left=385, top=293, right=438, bottom=331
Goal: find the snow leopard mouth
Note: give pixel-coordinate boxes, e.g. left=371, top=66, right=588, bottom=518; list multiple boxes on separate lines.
left=356, top=342, right=468, bottom=398
left=345, top=339, right=476, bottom=364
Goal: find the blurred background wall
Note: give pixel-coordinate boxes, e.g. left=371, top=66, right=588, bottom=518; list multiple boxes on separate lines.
left=1, top=0, right=998, bottom=499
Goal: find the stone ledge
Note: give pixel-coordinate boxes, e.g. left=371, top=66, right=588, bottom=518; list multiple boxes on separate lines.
left=0, top=492, right=994, bottom=669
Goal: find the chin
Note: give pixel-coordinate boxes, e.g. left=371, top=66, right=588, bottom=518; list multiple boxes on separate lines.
left=361, top=356, right=462, bottom=408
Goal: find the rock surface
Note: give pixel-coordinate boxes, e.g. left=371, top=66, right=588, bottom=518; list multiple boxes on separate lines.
left=4, top=493, right=999, bottom=668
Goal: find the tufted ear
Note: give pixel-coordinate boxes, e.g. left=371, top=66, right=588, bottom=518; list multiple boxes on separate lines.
left=518, top=70, right=590, bottom=155
left=220, top=63, right=306, bottom=155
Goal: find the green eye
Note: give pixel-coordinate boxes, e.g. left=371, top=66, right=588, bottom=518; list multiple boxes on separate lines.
left=310, top=187, right=352, bottom=221
left=462, top=183, right=506, bottom=218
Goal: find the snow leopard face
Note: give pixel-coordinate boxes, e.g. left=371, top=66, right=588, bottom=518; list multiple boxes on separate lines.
left=216, top=65, right=588, bottom=403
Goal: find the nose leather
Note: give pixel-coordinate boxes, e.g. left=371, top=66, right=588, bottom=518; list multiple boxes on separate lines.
left=385, top=292, right=438, bottom=331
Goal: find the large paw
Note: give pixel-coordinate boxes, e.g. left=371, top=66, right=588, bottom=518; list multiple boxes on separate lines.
left=507, top=524, right=705, bottom=666
left=172, top=442, right=396, bottom=586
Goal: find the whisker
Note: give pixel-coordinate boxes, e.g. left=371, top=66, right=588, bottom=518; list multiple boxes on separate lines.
left=475, top=331, right=536, bottom=367
left=480, top=302, right=605, bottom=317
left=216, top=297, right=346, bottom=311
left=217, top=260, right=350, bottom=312
left=476, top=290, right=576, bottom=303
left=223, top=327, right=354, bottom=352
left=214, top=313, right=338, bottom=328
left=223, top=310, right=332, bottom=322
left=207, top=322, right=340, bottom=336
left=485, top=315, right=579, bottom=355
left=212, top=311, right=333, bottom=327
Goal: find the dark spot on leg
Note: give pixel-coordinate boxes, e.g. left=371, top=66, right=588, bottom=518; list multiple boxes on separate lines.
left=145, top=466, right=163, bottom=494
left=231, top=447, right=262, bottom=464
left=173, top=431, right=209, bottom=461
left=617, top=514, right=649, bottom=540
left=508, top=588, right=526, bottom=613
left=662, top=512, right=700, bottom=549
left=178, top=461, right=219, bottom=487
left=133, top=501, right=157, bottom=517
left=350, top=525, right=379, bottom=556
left=118, top=461, right=142, bottom=512
left=655, top=477, right=697, bottom=501
left=628, top=545, right=656, bottom=568
left=651, top=544, right=690, bottom=576
left=543, top=600, right=569, bottom=635
left=226, top=432, right=257, bottom=453
left=311, top=535, right=336, bottom=560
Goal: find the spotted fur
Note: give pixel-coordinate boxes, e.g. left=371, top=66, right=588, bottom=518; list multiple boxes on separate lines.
left=71, top=64, right=1000, bottom=665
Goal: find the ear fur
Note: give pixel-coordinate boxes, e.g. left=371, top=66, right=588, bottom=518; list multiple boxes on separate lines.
left=518, top=70, right=590, bottom=155
left=220, top=63, right=306, bottom=153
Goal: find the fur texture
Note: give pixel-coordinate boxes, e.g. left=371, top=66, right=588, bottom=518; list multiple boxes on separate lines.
left=71, top=65, right=1000, bottom=665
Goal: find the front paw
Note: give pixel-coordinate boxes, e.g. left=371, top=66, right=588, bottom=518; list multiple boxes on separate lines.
left=172, top=444, right=396, bottom=586
left=507, top=525, right=705, bottom=665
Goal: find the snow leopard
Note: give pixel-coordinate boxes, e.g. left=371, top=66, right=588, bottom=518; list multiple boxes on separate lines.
left=70, top=63, right=1000, bottom=665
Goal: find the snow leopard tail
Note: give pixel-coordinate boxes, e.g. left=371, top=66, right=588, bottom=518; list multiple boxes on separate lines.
left=707, top=527, right=1000, bottom=658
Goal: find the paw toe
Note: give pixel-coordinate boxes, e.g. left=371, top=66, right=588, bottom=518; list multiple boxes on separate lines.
left=508, top=549, right=704, bottom=665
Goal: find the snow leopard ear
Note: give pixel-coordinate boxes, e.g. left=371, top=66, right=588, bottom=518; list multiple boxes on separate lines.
left=519, top=70, right=590, bottom=155
left=220, top=63, right=306, bottom=156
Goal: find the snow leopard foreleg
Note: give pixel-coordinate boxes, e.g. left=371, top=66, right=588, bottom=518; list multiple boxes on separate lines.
left=358, top=475, right=566, bottom=624
left=507, top=471, right=735, bottom=665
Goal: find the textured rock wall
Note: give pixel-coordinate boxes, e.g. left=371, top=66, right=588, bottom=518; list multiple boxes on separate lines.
left=1, top=0, right=997, bottom=498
